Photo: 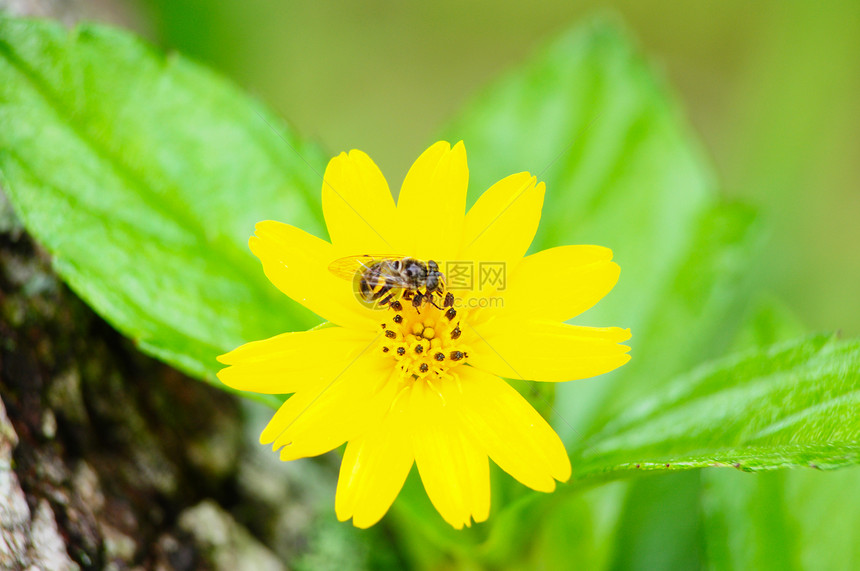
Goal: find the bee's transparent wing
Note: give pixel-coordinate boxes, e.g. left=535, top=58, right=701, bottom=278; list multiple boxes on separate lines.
left=327, top=255, right=406, bottom=282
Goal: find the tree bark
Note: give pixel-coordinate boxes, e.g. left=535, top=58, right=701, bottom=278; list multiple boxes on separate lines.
left=0, top=191, right=296, bottom=570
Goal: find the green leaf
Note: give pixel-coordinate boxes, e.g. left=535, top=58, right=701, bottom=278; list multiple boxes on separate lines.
left=699, top=304, right=851, bottom=571
left=444, top=16, right=717, bottom=336
left=729, top=294, right=807, bottom=353
left=572, top=334, right=860, bottom=477
left=437, top=14, right=758, bottom=558
left=442, top=17, right=761, bottom=441
left=0, top=17, right=328, bottom=405
left=431, top=17, right=759, bottom=564
left=582, top=200, right=761, bottom=439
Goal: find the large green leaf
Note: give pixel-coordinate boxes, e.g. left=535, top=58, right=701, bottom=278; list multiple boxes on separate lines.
left=700, top=299, right=858, bottom=571
left=583, top=199, right=761, bottom=436
left=441, top=17, right=760, bottom=443
left=444, top=16, right=717, bottom=335
left=0, top=17, right=327, bottom=405
left=572, top=334, right=860, bottom=477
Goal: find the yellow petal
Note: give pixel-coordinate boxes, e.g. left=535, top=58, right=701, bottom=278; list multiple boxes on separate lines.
left=336, top=385, right=415, bottom=528
left=250, top=220, right=379, bottom=329
left=455, top=366, right=570, bottom=491
left=397, top=141, right=468, bottom=261
left=275, top=368, right=400, bottom=462
left=466, top=318, right=631, bottom=382
left=411, top=381, right=491, bottom=529
left=322, top=150, right=400, bottom=254
left=460, top=172, right=544, bottom=267
left=216, top=326, right=373, bottom=394
left=258, top=347, right=390, bottom=459
left=500, top=245, right=620, bottom=322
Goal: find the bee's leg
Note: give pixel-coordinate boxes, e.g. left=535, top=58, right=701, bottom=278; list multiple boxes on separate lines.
left=412, top=293, right=424, bottom=313
left=420, top=289, right=442, bottom=310
left=379, top=293, right=394, bottom=308
left=402, top=290, right=413, bottom=301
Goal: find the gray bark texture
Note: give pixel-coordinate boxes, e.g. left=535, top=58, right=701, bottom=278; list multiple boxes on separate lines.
left=0, top=190, right=293, bottom=571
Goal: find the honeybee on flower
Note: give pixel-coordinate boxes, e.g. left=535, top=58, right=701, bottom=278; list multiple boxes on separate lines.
left=327, top=254, right=454, bottom=311
left=218, top=141, right=631, bottom=529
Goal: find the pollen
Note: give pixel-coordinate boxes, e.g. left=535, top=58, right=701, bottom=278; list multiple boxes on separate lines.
left=380, top=302, right=471, bottom=384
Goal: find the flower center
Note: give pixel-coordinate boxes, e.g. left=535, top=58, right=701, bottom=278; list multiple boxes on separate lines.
left=379, top=303, right=470, bottom=384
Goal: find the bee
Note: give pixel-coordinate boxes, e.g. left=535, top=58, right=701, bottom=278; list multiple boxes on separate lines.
left=328, top=255, right=455, bottom=311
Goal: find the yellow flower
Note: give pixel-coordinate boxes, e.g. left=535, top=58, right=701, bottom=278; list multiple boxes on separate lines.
left=217, top=141, right=631, bottom=529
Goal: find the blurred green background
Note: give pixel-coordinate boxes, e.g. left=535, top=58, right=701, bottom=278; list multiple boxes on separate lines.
left=118, top=0, right=860, bottom=337
left=4, top=1, right=857, bottom=569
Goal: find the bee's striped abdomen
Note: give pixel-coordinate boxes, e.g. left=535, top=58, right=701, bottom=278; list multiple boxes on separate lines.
left=356, top=263, right=396, bottom=306
left=341, top=257, right=445, bottom=311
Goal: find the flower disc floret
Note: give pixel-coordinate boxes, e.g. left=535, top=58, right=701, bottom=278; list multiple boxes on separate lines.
left=378, top=304, right=471, bottom=385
